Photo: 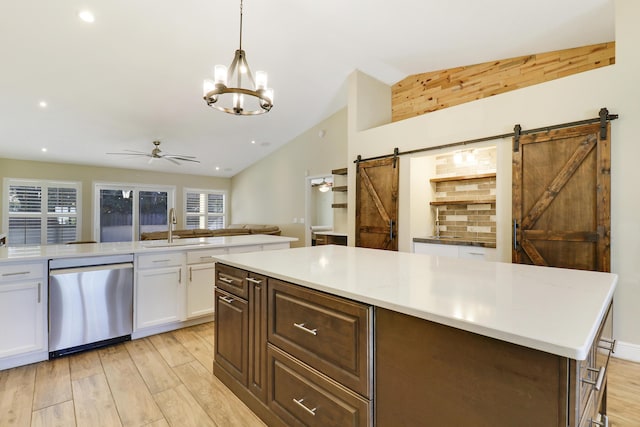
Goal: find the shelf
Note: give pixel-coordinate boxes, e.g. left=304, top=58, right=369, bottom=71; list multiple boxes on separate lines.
left=332, top=186, right=348, bottom=192
left=332, top=203, right=348, bottom=209
left=430, top=198, right=496, bottom=206
left=332, top=168, right=348, bottom=175
left=430, top=172, right=496, bottom=183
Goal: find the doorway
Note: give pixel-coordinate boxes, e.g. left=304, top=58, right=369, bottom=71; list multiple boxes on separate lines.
left=304, top=175, right=333, bottom=246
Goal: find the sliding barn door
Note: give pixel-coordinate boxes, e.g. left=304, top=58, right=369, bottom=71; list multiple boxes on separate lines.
left=355, top=157, right=399, bottom=251
left=512, top=123, right=610, bottom=272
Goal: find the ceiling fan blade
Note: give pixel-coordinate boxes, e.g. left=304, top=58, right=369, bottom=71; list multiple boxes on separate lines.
left=161, top=157, right=180, bottom=165
left=106, top=152, right=147, bottom=156
left=163, top=154, right=197, bottom=159
left=170, top=157, right=201, bottom=163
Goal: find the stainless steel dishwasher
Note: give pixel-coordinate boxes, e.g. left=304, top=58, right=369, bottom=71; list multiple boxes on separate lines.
left=48, top=254, right=134, bottom=358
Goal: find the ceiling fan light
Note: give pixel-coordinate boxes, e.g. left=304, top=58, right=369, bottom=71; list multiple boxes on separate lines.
left=319, top=184, right=330, bottom=193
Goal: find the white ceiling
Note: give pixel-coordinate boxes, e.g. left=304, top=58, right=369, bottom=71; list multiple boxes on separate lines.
left=0, top=0, right=614, bottom=177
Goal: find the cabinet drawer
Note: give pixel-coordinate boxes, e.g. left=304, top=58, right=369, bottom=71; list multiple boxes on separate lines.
left=215, top=289, right=249, bottom=386
left=0, top=262, right=44, bottom=282
left=267, top=345, right=371, bottom=427
left=268, top=279, right=372, bottom=398
left=137, top=252, right=184, bottom=269
left=186, top=247, right=227, bottom=264
left=216, top=264, right=248, bottom=299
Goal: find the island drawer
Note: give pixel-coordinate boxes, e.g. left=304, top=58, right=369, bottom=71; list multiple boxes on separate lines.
left=137, top=252, right=184, bottom=269
left=187, top=248, right=227, bottom=264
left=267, top=345, right=371, bottom=427
left=0, top=262, right=44, bottom=282
left=267, top=279, right=372, bottom=398
left=216, top=264, right=249, bottom=299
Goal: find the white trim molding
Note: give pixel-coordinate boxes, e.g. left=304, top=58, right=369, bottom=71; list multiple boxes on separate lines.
left=612, top=340, right=640, bottom=363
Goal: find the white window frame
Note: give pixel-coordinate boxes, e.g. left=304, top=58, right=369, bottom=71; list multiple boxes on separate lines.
left=93, top=182, right=175, bottom=242
left=3, top=178, right=82, bottom=246
left=184, top=188, right=227, bottom=230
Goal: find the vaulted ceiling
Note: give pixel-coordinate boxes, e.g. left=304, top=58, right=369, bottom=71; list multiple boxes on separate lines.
left=0, top=0, right=614, bottom=177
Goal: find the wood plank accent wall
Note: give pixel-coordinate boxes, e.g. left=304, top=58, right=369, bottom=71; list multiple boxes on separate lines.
left=391, top=42, right=615, bottom=123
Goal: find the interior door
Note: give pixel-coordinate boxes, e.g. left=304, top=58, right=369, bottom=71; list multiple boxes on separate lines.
left=512, top=123, right=610, bottom=272
left=355, top=157, right=399, bottom=251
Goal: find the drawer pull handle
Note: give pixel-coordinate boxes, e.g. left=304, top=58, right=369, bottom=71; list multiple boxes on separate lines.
left=218, top=277, right=234, bottom=284
left=468, top=252, right=484, bottom=256
left=220, top=296, right=234, bottom=304
left=246, top=277, right=262, bottom=285
left=598, top=338, right=616, bottom=352
left=152, top=259, right=171, bottom=263
left=199, top=255, right=216, bottom=259
left=292, top=398, right=316, bottom=416
left=584, top=366, right=606, bottom=391
left=293, top=323, right=317, bottom=336
left=2, top=271, right=30, bottom=277
left=37, top=282, right=41, bottom=303
left=590, top=414, right=609, bottom=427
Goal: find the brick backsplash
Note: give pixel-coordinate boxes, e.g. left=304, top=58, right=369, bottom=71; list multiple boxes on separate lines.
left=433, top=147, right=496, bottom=244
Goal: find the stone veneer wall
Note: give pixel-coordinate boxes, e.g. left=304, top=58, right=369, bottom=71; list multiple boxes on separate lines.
left=433, top=147, right=497, bottom=244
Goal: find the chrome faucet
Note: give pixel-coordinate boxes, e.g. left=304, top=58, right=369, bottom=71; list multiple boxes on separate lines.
left=434, top=207, right=441, bottom=238
left=168, top=208, right=177, bottom=243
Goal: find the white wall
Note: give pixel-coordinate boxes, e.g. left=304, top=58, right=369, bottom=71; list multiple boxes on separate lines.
left=346, top=0, right=640, bottom=355
left=231, top=108, right=347, bottom=247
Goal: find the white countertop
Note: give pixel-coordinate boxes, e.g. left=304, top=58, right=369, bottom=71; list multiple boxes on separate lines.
left=213, top=245, right=617, bottom=360
left=313, top=231, right=348, bottom=237
left=0, top=234, right=297, bottom=263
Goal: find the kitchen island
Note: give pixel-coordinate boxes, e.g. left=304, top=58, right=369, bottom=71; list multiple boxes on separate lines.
left=212, top=245, right=617, bottom=427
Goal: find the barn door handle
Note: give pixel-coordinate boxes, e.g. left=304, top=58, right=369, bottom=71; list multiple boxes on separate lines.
left=390, top=220, right=395, bottom=240
left=513, top=220, right=518, bottom=250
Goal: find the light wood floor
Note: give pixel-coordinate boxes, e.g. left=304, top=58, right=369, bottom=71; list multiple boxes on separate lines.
left=0, top=322, right=639, bottom=426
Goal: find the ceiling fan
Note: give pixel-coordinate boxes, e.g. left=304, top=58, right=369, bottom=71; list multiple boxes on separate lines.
left=107, top=140, right=200, bottom=165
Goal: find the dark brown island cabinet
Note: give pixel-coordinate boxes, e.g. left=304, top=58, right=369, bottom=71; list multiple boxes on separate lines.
left=214, top=263, right=613, bottom=427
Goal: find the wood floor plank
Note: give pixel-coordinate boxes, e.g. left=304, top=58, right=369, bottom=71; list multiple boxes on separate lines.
left=72, top=373, right=122, bottom=427
left=192, top=322, right=215, bottom=345
left=99, top=344, right=164, bottom=427
left=125, top=338, right=181, bottom=394
left=608, top=357, right=640, bottom=427
left=33, top=357, right=72, bottom=410
left=69, top=349, right=103, bottom=381
left=148, top=333, right=195, bottom=367
left=153, top=384, right=216, bottom=427
left=0, top=364, right=36, bottom=427
left=31, top=400, right=76, bottom=427
left=173, top=361, right=265, bottom=427
left=171, top=328, right=215, bottom=374
left=142, top=419, right=170, bottom=427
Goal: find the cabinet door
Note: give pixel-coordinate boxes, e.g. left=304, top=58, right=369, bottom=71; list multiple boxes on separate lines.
left=413, top=242, right=458, bottom=257
left=136, top=266, right=183, bottom=329
left=215, top=289, right=249, bottom=386
left=186, top=263, right=215, bottom=319
left=0, top=281, right=45, bottom=358
left=248, top=273, right=267, bottom=402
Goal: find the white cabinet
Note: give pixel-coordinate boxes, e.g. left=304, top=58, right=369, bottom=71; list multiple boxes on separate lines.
left=135, top=252, right=185, bottom=330
left=186, top=248, right=225, bottom=319
left=413, top=242, right=496, bottom=261
left=0, top=261, right=47, bottom=369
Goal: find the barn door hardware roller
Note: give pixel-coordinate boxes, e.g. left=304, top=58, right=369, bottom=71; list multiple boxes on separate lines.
left=599, top=107, right=618, bottom=140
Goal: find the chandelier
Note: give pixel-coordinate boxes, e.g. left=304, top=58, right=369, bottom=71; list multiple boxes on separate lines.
left=203, top=0, right=273, bottom=115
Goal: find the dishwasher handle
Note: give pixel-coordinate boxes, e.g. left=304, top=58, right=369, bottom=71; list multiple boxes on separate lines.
left=49, top=262, right=133, bottom=276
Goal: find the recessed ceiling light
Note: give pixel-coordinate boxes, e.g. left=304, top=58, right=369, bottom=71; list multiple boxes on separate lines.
left=251, top=140, right=256, bottom=144
left=215, top=166, right=220, bottom=171
left=78, top=10, right=95, bottom=23
left=41, top=148, right=47, bottom=152
left=38, top=100, right=47, bottom=108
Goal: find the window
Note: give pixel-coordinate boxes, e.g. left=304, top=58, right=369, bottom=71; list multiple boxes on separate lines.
left=184, top=189, right=226, bottom=230
left=3, top=179, right=81, bottom=246
left=94, top=183, right=174, bottom=242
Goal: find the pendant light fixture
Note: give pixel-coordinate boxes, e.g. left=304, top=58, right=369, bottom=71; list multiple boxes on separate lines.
left=203, top=0, right=273, bottom=115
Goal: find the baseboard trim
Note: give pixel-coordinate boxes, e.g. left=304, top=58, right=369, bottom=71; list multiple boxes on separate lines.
left=613, top=340, right=640, bottom=363
left=132, top=315, right=214, bottom=339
